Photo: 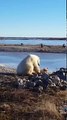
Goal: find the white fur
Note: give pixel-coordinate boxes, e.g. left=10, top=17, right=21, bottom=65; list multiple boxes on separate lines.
left=17, top=54, right=40, bottom=75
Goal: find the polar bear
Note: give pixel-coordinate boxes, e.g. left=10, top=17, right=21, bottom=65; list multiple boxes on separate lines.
left=17, top=54, right=40, bottom=75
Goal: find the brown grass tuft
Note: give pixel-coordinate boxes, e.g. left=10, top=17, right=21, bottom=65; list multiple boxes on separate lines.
left=36, top=99, right=62, bottom=120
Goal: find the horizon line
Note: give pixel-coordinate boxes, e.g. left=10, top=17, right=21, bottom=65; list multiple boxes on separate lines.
left=0, top=36, right=66, bottom=38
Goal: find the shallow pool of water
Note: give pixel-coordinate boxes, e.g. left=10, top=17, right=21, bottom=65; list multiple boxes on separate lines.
left=0, top=39, right=66, bottom=46
left=0, top=52, right=66, bottom=72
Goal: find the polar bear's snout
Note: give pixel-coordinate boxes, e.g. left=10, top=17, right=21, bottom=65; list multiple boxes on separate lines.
left=38, top=62, right=40, bottom=66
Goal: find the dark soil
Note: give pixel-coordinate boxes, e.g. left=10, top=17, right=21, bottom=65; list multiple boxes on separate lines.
left=0, top=67, right=67, bottom=120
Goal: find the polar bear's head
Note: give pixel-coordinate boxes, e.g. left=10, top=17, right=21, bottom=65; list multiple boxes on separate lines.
left=29, top=54, right=40, bottom=73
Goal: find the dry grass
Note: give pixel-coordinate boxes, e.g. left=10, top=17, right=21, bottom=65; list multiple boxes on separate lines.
left=0, top=68, right=67, bottom=120
left=0, top=89, right=66, bottom=120
left=57, top=91, right=67, bottom=100
left=32, top=91, right=67, bottom=120
left=35, top=100, right=62, bottom=120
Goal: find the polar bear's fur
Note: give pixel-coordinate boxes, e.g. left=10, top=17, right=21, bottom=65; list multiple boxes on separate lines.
left=17, top=54, right=40, bottom=75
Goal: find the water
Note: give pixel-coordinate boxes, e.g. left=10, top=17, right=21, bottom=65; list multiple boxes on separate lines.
left=0, top=39, right=66, bottom=45
left=0, top=52, right=66, bottom=72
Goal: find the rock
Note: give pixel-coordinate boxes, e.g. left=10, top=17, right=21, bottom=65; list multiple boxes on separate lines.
left=55, top=68, right=66, bottom=80
left=38, top=86, right=43, bottom=93
left=40, top=43, right=44, bottom=48
left=41, top=68, right=49, bottom=74
left=49, top=75, right=60, bottom=85
left=26, top=81, right=36, bottom=89
left=18, top=78, right=24, bottom=86
left=50, top=83, right=56, bottom=87
left=21, top=43, right=24, bottom=46
left=0, top=103, right=11, bottom=112
left=41, top=73, right=49, bottom=89
left=60, top=85, right=67, bottom=90
left=42, top=73, right=49, bottom=80
left=17, top=78, right=27, bottom=88
left=62, top=44, right=66, bottom=48
left=9, top=67, right=66, bottom=92
left=35, top=79, right=43, bottom=87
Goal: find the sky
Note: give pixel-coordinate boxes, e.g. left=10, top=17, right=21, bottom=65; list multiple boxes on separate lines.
left=0, top=0, right=66, bottom=37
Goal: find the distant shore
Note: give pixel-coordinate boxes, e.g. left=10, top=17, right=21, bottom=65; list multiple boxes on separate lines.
left=0, top=44, right=67, bottom=53
left=0, top=37, right=66, bottom=40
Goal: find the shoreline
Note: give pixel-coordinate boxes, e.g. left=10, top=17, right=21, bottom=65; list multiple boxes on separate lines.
left=0, top=65, right=16, bottom=73
left=0, top=44, right=67, bottom=53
